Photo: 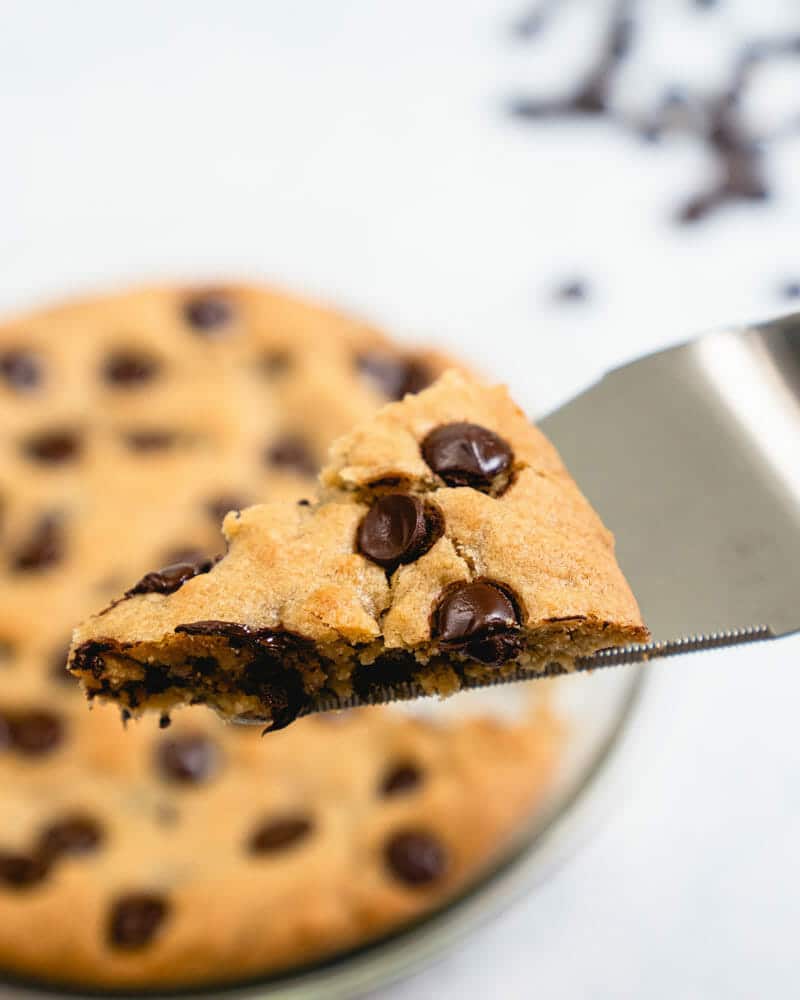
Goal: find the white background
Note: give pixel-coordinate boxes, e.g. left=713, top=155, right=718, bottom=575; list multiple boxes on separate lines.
left=1, top=1, right=800, bottom=997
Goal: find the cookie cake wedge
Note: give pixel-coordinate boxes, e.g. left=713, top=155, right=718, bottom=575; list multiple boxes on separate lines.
left=68, top=371, right=648, bottom=729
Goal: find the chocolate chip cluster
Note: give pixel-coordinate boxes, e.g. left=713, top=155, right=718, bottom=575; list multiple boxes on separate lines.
left=357, top=421, right=524, bottom=667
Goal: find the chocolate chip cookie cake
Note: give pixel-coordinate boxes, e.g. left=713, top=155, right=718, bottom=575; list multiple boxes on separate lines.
left=0, top=284, right=563, bottom=989
left=69, top=372, right=647, bottom=731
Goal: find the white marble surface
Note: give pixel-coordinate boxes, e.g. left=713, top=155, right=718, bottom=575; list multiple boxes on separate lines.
left=1, top=1, right=799, bottom=997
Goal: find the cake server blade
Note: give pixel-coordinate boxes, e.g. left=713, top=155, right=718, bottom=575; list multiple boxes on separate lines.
left=307, top=313, right=800, bottom=713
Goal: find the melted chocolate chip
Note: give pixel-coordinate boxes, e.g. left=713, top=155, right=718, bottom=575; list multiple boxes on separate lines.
left=421, top=423, right=513, bottom=490
left=159, top=713, right=172, bottom=730
left=123, top=429, right=177, bottom=452
left=206, top=495, right=246, bottom=522
left=22, top=430, right=81, bottom=465
left=0, top=851, right=49, bottom=889
left=175, top=621, right=306, bottom=655
left=380, top=762, right=423, bottom=797
left=433, top=580, right=523, bottom=665
left=156, top=732, right=220, bottom=784
left=103, top=350, right=159, bottom=387
left=352, top=651, right=417, bottom=699
left=1, top=349, right=41, bottom=391
left=127, top=556, right=216, bottom=598
left=357, top=352, right=435, bottom=401
left=108, top=893, right=169, bottom=949
left=38, top=814, right=104, bottom=860
left=11, top=515, right=64, bottom=572
left=357, top=494, right=442, bottom=571
left=385, top=830, right=447, bottom=886
left=248, top=815, right=313, bottom=853
left=183, top=293, right=234, bottom=333
left=8, top=709, right=65, bottom=756
left=264, top=436, right=318, bottom=478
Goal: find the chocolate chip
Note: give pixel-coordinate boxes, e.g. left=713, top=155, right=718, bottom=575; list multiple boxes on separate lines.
left=156, top=733, right=220, bottom=784
left=352, top=651, right=417, bottom=699
left=0, top=851, right=49, bottom=889
left=8, top=709, right=65, bottom=756
left=1, top=349, right=41, bottom=391
left=380, top=762, right=423, bottom=797
left=297, top=498, right=311, bottom=507
left=183, top=293, right=233, bottom=334
left=0, top=712, right=10, bottom=749
left=38, top=814, right=104, bottom=860
left=421, top=423, right=513, bottom=490
left=264, top=436, right=317, bottom=478
left=127, top=556, right=216, bottom=597
left=385, top=830, right=447, bottom=886
left=357, top=352, right=434, bottom=400
left=11, top=515, right=64, bottom=572
left=259, top=349, right=291, bottom=376
left=432, top=580, right=523, bottom=665
left=103, top=350, right=159, bottom=386
left=248, top=815, right=313, bottom=854
left=123, top=429, right=176, bottom=452
left=357, top=494, right=442, bottom=571
left=108, top=893, right=169, bottom=949
left=554, top=278, right=589, bottom=303
left=159, top=713, right=172, bottom=730
left=22, top=430, right=81, bottom=465
left=206, top=495, right=246, bottom=522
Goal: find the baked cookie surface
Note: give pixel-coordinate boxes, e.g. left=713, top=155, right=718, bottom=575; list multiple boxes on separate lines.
left=0, top=284, right=563, bottom=989
left=70, top=372, right=647, bottom=730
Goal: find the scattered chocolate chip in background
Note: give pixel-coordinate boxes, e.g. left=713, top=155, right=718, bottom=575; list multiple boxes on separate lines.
left=357, top=351, right=434, bottom=401
left=122, top=429, right=177, bottom=452
left=183, top=293, right=234, bottom=334
left=206, top=495, right=247, bottom=522
left=385, top=830, right=447, bottom=886
left=156, top=732, right=221, bottom=785
left=509, top=0, right=800, bottom=224
left=6, top=709, right=65, bottom=757
left=103, top=349, right=160, bottom=387
left=259, top=348, right=292, bottom=376
left=248, top=815, right=313, bottom=854
left=108, top=893, right=170, bottom=950
left=0, top=851, right=49, bottom=889
left=380, top=762, right=423, bottom=798
left=553, top=278, right=590, bottom=303
left=11, top=515, right=65, bottom=573
left=264, top=435, right=318, bottom=477
left=37, top=814, right=104, bottom=860
left=0, top=349, right=42, bottom=391
left=22, top=430, right=82, bottom=465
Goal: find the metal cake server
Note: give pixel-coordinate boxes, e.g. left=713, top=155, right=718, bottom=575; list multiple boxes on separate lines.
left=309, top=312, right=800, bottom=713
